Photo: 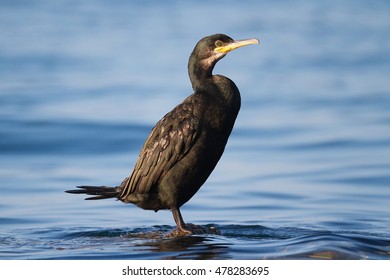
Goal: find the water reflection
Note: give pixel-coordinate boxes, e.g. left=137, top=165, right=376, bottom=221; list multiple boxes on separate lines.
left=136, top=235, right=230, bottom=260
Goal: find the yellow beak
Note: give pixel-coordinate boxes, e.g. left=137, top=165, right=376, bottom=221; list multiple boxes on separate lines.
left=214, top=38, right=260, bottom=54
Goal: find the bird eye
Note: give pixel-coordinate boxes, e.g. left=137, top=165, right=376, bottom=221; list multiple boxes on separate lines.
left=215, top=40, right=223, bottom=47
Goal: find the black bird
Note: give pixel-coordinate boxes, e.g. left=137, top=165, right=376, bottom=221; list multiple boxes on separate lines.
left=66, top=34, right=259, bottom=235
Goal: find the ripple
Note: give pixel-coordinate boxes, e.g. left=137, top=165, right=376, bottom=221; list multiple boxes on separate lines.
left=0, top=118, right=149, bottom=155
left=2, top=225, right=389, bottom=260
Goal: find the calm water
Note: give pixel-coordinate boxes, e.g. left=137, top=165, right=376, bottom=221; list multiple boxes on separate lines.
left=1, top=0, right=390, bottom=260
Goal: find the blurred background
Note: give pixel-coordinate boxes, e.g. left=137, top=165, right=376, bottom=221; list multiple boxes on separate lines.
left=0, top=0, right=389, bottom=259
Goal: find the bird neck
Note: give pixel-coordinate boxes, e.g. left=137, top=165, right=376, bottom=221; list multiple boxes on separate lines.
left=188, top=54, right=218, bottom=92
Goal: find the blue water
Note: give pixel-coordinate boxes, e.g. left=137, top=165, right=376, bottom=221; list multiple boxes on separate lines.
left=1, top=0, right=390, bottom=259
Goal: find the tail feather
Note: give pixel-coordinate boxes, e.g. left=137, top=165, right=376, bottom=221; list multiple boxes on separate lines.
left=65, top=186, right=119, bottom=200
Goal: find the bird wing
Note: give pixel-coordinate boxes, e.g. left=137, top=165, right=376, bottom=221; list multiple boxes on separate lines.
left=118, top=96, right=202, bottom=199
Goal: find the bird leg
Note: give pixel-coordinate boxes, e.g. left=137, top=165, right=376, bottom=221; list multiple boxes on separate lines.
left=171, top=207, right=192, bottom=235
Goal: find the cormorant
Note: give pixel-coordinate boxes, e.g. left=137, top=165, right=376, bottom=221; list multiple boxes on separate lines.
left=66, top=34, right=259, bottom=235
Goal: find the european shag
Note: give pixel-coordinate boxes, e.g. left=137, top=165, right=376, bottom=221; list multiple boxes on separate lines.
left=66, top=34, right=259, bottom=235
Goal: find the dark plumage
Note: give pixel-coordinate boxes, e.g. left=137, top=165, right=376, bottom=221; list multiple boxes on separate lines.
left=66, top=34, right=259, bottom=235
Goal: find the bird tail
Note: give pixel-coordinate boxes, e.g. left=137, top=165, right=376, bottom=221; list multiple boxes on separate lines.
left=65, top=186, right=119, bottom=200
